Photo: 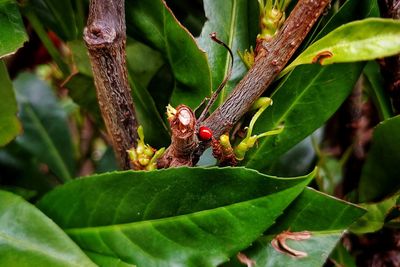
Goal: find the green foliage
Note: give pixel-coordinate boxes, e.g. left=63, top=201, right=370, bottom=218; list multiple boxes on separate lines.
left=245, top=63, right=364, bottom=171
left=0, top=0, right=398, bottom=266
left=0, top=190, right=95, bottom=267
left=14, top=73, right=75, bottom=182
left=197, top=0, right=258, bottom=103
left=282, top=18, right=400, bottom=76
left=350, top=193, right=399, bottom=234
left=38, top=167, right=314, bottom=266
left=0, top=0, right=27, bottom=58
left=0, top=61, right=21, bottom=146
left=359, top=116, right=400, bottom=202
left=126, top=0, right=212, bottom=108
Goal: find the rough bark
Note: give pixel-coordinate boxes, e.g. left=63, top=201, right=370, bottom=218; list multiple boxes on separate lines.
left=84, top=0, right=138, bottom=169
left=202, top=0, right=331, bottom=138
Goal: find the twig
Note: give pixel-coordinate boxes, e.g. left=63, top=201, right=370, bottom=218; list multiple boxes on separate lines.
left=203, top=0, right=331, bottom=138
left=159, top=0, right=331, bottom=167
left=84, top=0, right=138, bottom=169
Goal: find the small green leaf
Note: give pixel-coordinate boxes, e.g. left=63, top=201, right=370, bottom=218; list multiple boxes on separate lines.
left=359, top=116, right=400, bottom=202
left=126, top=0, right=212, bottom=108
left=245, top=63, right=364, bottom=172
left=0, top=190, right=95, bottom=267
left=14, top=73, right=75, bottom=182
left=0, top=61, right=21, bottom=146
left=224, top=188, right=365, bottom=267
left=281, top=18, right=400, bottom=77
left=38, top=167, right=314, bottom=266
left=0, top=0, right=27, bottom=58
left=350, top=193, right=399, bottom=234
left=197, top=0, right=258, bottom=103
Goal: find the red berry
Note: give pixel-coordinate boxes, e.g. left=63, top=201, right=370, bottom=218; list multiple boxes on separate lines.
left=198, top=126, right=213, bottom=141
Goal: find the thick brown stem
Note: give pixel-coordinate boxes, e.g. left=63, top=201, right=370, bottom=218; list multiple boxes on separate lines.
left=158, top=105, right=198, bottom=167
left=203, top=0, right=331, bottom=138
left=84, top=0, right=138, bottom=169
left=378, top=0, right=400, bottom=114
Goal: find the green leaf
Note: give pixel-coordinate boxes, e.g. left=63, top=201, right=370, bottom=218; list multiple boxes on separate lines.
left=126, top=41, right=170, bottom=147
left=14, top=73, right=75, bottom=182
left=224, top=188, right=365, bottom=267
left=197, top=0, right=258, bottom=103
left=28, top=0, right=77, bottom=41
left=126, top=0, right=212, bottom=108
left=281, top=18, right=400, bottom=77
left=310, top=0, right=380, bottom=44
left=245, top=63, right=364, bottom=172
left=359, top=116, right=400, bottom=202
left=350, top=193, right=399, bottom=234
left=0, top=190, right=95, bottom=267
left=364, top=61, right=393, bottom=120
left=85, top=251, right=136, bottom=267
left=0, top=61, right=21, bottom=146
left=38, top=167, right=314, bottom=266
left=0, top=0, right=27, bottom=58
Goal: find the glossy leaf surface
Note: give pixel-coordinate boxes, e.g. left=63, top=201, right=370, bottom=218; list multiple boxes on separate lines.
left=197, top=0, right=257, bottom=103
left=0, top=190, right=95, bottom=267
left=282, top=18, right=400, bottom=76
left=14, top=73, right=75, bottom=182
left=225, top=188, right=365, bottom=267
left=0, top=0, right=27, bottom=58
left=0, top=61, right=21, bottom=146
left=245, top=63, right=364, bottom=172
left=38, top=167, right=314, bottom=266
left=126, top=0, right=211, bottom=108
left=359, top=116, right=400, bottom=202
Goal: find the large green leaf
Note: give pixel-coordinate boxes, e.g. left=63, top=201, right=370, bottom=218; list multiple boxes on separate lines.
left=245, top=63, right=364, bottom=172
left=224, top=188, right=365, bottom=267
left=14, top=73, right=75, bottom=182
left=0, top=0, right=27, bottom=58
left=197, top=0, right=258, bottom=104
left=281, top=18, right=400, bottom=77
left=359, top=116, right=400, bottom=202
left=0, top=61, right=21, bottom=146
left=126, top=0, right=212, bottom=108
left=0, top=190, right=95, bottom=267
left=38, top=167, right=314, bottom=266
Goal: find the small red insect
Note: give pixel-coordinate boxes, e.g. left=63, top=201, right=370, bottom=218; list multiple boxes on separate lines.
left=198, top=126, right=213, bottom=141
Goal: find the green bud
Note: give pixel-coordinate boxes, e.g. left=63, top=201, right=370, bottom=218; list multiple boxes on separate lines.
left=138, top=157, right=150, bottom=166
left=144, top=146, right=155, bottom=157
left=127, top=148, right=137, bottom=162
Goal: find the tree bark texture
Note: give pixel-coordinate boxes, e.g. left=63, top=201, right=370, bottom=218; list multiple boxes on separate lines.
left=84, top=0, right=138, bottom=169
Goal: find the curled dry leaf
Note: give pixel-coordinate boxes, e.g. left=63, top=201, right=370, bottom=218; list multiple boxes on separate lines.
left=271, top=230, right=311, bottom=258
left=237, top=252, right=256, bottom=267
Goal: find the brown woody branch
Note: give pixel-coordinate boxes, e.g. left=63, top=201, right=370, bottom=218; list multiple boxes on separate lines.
left=159, top=0, right=331, bottom=168
left=84, top=0, right=138, bottom=169
left=202, top=0, right=331, bottom=138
